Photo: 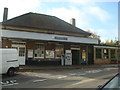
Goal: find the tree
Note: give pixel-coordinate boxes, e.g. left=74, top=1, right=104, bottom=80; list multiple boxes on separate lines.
left=86, top=30, right=119, bottom=45
left=101, top=39, right=119, bottom=45
left=86, top=30, right=101, bottom=44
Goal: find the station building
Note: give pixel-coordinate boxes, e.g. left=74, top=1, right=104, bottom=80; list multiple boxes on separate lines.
left=0, top=8, right=98, bottom=65
left=94, top=45, right=119, bottom=64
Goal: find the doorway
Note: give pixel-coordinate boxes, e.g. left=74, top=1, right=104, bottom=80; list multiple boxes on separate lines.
left=12, top=41, right=26, bottom=65
left=72, top=50, right=80, bottom=65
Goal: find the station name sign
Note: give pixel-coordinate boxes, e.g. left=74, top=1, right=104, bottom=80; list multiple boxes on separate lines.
left=54, top=36, right=68, bottom=40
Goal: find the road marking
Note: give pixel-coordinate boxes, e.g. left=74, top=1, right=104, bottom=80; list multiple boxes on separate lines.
left=85, top=69, right=102, bottom=74
left=70, top=73, right=115, bottom=87
left=1, top=80, right=18, bottom=87
left=104, top=68, right=118, bottom=71
left=69, top=73, right=77, bottom=76
left=0, top=82, right=6, bottom=85
left=78, top=73, right=86, bottom=76
left=6, top=81, right=9, bottom=84
left=33, top=79, right=47, bottom=83
left=69, top=69, right=103, bottom=77
left=2, top=83, right=19, bottom=87
left=71, top=79, right=96, bottom=86
left=70, top=73, right=86, bottom=76
left=58, top=76, right=67, bottom=79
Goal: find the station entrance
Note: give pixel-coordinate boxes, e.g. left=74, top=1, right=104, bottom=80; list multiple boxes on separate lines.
left=72, top=50, right=81, bottom=65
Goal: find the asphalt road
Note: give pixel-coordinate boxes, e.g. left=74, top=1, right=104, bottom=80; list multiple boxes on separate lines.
left=1, top=65, right=118, bottom=89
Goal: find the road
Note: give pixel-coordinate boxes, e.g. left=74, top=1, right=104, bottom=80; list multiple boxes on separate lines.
left=1, top=65, right=118, bottom=89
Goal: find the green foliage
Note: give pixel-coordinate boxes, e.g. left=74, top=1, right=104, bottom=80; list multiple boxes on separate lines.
left=101, top=40, right=119, bottom=45
left=86, top=30, right=119, bottom=45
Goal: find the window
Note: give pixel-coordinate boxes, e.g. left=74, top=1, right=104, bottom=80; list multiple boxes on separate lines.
left=13, top=42, right=25, bottom=45
left=96, top=48, right=102, bottom=59
left=34, top=43, right=44, bottom=58
left=110, top=49, right=116, bottom=59
left=19, top=48, right=25, bottom=56
left=55, top=44, right=64, bottom=58
left=103, top=49, right=109, bottom=59
left=45, top=50, right=54, bottom=58
left=117, top=49, right=120, bottom=61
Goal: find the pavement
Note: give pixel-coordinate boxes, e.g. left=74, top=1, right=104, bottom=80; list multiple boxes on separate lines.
left=18, top=64, right=119, bottom=72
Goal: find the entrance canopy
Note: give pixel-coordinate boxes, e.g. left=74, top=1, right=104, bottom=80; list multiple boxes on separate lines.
left=2, top=29, right=98, bottom=44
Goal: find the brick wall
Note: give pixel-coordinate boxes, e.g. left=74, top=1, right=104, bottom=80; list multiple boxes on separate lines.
left=2, top=38, right=11, bottom=48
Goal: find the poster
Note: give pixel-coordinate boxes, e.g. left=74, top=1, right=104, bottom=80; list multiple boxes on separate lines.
left=82, top=50, right=86, bottom=62
left=28, top=49, right=33, bottom=58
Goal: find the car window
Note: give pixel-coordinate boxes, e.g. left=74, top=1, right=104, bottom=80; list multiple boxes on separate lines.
left=102, top=74, right=120, bottom=89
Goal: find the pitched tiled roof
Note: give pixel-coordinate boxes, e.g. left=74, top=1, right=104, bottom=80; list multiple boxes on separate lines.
left=2, top=12, right=91, bottom=36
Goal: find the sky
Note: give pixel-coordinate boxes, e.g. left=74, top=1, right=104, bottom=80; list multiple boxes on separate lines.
left=0, top=0, right=119, bottom=42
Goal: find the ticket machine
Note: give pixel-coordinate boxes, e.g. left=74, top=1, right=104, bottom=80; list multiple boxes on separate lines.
left=65, top=50, right=72, bottom=65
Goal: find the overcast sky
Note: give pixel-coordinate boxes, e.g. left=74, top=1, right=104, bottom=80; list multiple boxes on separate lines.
left=0, top=0, right=119, bottom=42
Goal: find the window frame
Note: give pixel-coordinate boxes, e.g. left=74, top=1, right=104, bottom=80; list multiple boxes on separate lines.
left=110, top=49, right=116, bottom=59
left=96, top=48, right=102, bottom=59
left=34, top=43, right=45, bottom=58
left=103, top=48, right=109, bottom=59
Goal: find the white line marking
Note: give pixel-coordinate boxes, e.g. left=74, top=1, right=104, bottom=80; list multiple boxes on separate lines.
left=69, top=73, right=77, bottom=76
left=58, top=76, right=67, bottom=79
left=0, top=82, right=6, bottom=85
left=2, top=83, right=19, bottom=87
left=104, top=68, right=118, bottom=71
left=78, top=73, right=86, bottom=76
left=6, top=81, right=9, bottom=84
left=33, top=79, right=47, bottom=82
left=71, top=79, right=96, bottom=86
left=85, top=70, right=102, bottom=74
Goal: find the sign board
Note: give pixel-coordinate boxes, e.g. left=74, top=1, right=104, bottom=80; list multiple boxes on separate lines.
left=54, top=36, right=68, bottom=40
left=82, top=52, right=86, bottom=59
left=82, top=50, right=87, bottom=64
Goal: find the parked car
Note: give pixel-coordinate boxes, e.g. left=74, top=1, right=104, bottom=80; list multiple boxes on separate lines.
left=97, top=73, right=120, bottom=90
left=0, top=48, right=19, bottom=76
